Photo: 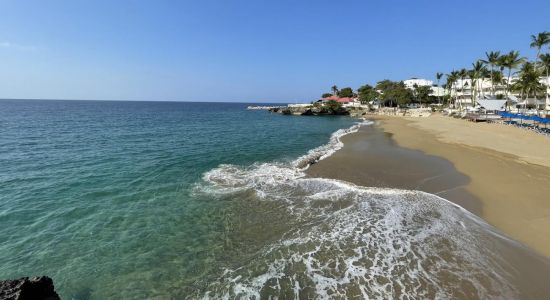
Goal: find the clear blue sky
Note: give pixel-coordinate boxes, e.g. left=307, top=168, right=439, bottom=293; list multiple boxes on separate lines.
left=1, top=0, right=549, bottom=102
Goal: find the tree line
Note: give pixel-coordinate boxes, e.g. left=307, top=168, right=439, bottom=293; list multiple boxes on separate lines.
left=321, top=31, right=550, bottom=110
left=322, top=82, right=437, bottom=108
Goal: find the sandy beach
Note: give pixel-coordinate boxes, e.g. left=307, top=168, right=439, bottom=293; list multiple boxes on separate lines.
left=307, top=114, right=550, bottom=258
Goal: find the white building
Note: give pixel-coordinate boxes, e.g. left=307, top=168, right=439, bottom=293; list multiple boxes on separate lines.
left=449, top=76, right=550, bottom=110
left=404, top=78, right=447, bottom=97
left=431, top=86, right=446, bottom=97
left=450, top=78, right=498, bottom=106
left=403, top=78, right=433, bottom=89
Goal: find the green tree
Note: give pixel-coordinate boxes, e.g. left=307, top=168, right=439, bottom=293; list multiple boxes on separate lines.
left=414, top=85, right=433, bottom=106
left=357, top=84, right=379, bottom=104
left=491, top=70, right=504, bottom=95
left=375, top=80, right=394, bottom=95
left=512, top=61, right=544, bottom=109
left=321, top=93, right=333, bottom=98
left=337, top=87, right=354, bottom=98
left=482, top=51, right=501, bottom=96
left=539, top=53, right=550, bottom=112
left=331, top=85, right=339, bottom=96
left=469, top=60, right=487, bottom=105
left=446, top=70, right=459, bottom=107
left=392, top=83, right=414, bottom=107
left=375, top=80, right=395, bottom=107
left=324, top=100, right=342, bottom=112
left=376, top=80, right=412, bottom=107
left=530, top=31, right=550, bottom=70
left=436, top=72, right=444, bottom=104
left=501, top=51, right=525, bottom=99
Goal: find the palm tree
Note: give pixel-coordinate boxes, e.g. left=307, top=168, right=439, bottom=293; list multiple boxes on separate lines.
left=539, top=53, right=550, bottom=113
left=412, top=83, right=420, bottom=106
left=446, top=71, right=458, bottom=107
left=495, top=54, right=508, bottom=98
left=480, top=67, right=491, bottom=98
left=331, top=85, right=339, bottom=96
left=468, top=69, right=477, bottom=105
left=501, top=51, right=525, bottom=100
left=482, top=51, right=501, bottom=96
left=467, top=61, right=487, bottom=106
left=472, top=61, right=486, bottom=104
left=494, top=70, right=504, bottom=85
left=491, top=70, right=505, bottom=97
left=436, top=72, right=444, bottom=104
left=512, top=61, right=544, bottom=111
left=530, top=31, right=550, bottom=69
left=513, top=61, right=543, bottom=107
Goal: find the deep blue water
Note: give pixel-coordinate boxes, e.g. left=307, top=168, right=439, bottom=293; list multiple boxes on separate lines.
left=0, top=100, right=357, bottom=298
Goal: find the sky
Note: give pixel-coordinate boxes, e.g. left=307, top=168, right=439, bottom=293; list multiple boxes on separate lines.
left=1, top=0, right=549, bottom=103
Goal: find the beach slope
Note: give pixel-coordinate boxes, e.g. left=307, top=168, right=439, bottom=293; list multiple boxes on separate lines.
left=307, top=115, right=550, bottom=258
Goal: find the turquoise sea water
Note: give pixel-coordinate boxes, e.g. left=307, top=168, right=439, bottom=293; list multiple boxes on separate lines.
left=2, top=100, right=549, bottom=299
left=0, top=100, right=356, bottom=298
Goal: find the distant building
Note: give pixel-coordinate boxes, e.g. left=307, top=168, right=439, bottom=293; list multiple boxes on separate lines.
left=403, top=78, right=433, bottom=89
left=431, top=86, right=446, bottom=97
left=404, top=78, right=447, bottom=97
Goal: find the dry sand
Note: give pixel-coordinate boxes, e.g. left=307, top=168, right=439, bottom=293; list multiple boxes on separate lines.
left=308, top=114, right=550, bottom=258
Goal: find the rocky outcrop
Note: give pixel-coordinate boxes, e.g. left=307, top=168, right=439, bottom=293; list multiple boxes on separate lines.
left=0, top=277, right=59, bottom=300
left=269, top=106, right=350, bottom=116
left=347, top=108, right=369, bottom=117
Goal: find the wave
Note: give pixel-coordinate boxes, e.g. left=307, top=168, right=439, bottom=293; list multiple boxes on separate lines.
left=192, top=121, right=519, bottom=299
left=293, top=120, right=373, bottom=169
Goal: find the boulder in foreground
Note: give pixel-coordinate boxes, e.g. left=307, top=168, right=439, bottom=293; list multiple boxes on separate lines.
left=0, top=276, right=60, bottom=300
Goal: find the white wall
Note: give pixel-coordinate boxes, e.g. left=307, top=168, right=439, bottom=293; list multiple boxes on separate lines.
left=404, top=78, right=433, bottom=89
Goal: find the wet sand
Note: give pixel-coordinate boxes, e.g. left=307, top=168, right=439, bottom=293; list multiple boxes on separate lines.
left=307, top=116, right=550, bottom=258
left=306, top=117, right=550, bottom=297
left=307, top=125, right=483, bottom=215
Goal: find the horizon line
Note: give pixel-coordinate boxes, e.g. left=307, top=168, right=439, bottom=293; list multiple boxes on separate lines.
left=0, top=98, right=292, bottom=104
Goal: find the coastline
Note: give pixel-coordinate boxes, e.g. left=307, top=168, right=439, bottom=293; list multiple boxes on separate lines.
left=307, top=114, right=550, bottom=258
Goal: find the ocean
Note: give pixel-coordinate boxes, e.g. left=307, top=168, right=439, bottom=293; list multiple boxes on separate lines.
left=0, top=100, right=547, bottom=299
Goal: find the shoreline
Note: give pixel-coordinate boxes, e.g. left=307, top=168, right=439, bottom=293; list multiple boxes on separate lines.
left=307, top=114, right=550, bottom=258
left=307, top=123, right=483, bottom=215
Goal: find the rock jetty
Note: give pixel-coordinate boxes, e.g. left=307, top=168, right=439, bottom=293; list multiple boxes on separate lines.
left=246, top=105, right=286, bottom=110
left=267, top=105, right=370, bottom=117
left=0, top=276, right=60, bottom=300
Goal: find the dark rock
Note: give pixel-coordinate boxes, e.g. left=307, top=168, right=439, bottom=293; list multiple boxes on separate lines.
left=269, top=105, right=352, bottom=116
left=301, top=109, right=314, bottom=115
left=0, top=276, right=60, bottom=300
left=281, top=108, right=292, bottom=115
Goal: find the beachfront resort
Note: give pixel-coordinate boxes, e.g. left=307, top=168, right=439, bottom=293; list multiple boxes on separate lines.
left=2, top=0, right=549, bottom=295
left=261, top=31, right=550, bottom=132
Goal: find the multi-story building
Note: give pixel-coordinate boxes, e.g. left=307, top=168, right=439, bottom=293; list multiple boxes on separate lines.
left=403, top=78, right=446, bottom=98
left=403, top=78, right=433, bottom=89
left=450, top=77, right=550, bottom=110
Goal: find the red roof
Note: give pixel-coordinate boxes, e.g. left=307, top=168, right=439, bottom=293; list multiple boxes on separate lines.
left=321, top=96, right=355, bottom=103
left=323, top=95, right=339, bottom=101
left=336, top=97, right=352, bottom=103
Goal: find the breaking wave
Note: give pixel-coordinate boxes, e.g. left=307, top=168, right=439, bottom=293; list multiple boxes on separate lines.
left=293, top=120, right=372, bottom=169
left=192, top=121, right=521, bottom=299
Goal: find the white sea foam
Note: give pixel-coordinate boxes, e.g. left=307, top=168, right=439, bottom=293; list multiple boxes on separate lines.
left=195, top=121, right=519, bottom=299
left=293, top=120, right=373, bottom=169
